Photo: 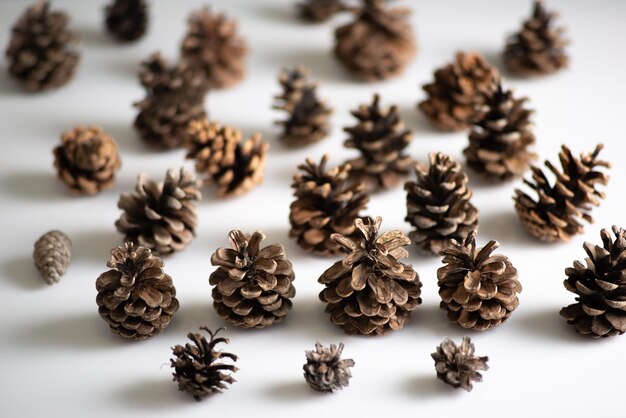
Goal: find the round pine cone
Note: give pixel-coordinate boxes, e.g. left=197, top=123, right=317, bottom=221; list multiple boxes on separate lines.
left=105, top=0, right=148, bottom=42
left=432, top=336, right=489, bottom=391
left=298, top=0, right=346, bottom=22
left=303, top=342, right=354, bottom=392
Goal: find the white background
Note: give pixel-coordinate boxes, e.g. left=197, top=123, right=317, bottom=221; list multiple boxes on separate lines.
left=1, top=0, right=625, bottom=417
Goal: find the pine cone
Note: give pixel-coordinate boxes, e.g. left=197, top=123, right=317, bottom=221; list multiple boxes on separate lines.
left=418, top=52, right=499, bottom=131
left=437, top=230, right=522, bottom=330
left=298, top=0, right=346, bottom=22
left=181, top=7, right=248, bottom=90
left=289, top=155, right=369, bottom=256
left=33, top=230, right=72, bottom=285
left=53, top=126, right=121, bottom=195
left=5, top=1, right=79, bottom=91
left=560, top=226, right=626, bottom=338
left=210, top=230, right=296, bottom=329
left=96, top=242, right=179, bottom=340
left=334, top=0, right=416, bottom=81
left=432, top=336, right=489, bottom=392
left=405, top=152, right=478, bottom=255
left=344, top=94, right=413, bottom=191
left=319, top=216, right=422, bottom=335
left=464, top=82, right=537, bottom=180
left=171, top=327, right=238, bottom=401
left=504, top=1, right=569, bottom=77
left=273, top=65, right=332, bottom=147
left=115, top=168, right=201, bottom=255
left=185, top=118, right=269, bottom=197
left=104, top=0, right=148, bottom=42
left=303, top=342, right=354, bottom=392
left=514, top=144, right=610, bottom=242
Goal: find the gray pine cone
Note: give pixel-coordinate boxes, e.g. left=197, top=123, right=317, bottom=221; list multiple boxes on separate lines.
left=303, top=342, right=354, bottom=392
left=33, top=230, right=72, bottom=285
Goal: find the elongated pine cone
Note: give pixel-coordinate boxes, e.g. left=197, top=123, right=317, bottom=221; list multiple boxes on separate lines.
left=319, top=216, right=422, bottom=335
left=438, top=230, right=521, bottom=330
left=514, top=144, right=610, bottom=242
left=105, top=0, right=148, bottom=42
left=432, top=336, right=488, bottom=391
left=171, top=327, right=238, bottom=400
left=298, top=0, right=346, bottom=22
left=33, top=230, right=72, bottom=285
left=418, top=52, right=499, bottom=131
left=405, top=152, right=478, bottom=255
left=96, top=243, right=179, bottom=340
left=289, top=155, right=369, bottom=256
left=560, top=226, right=626, bottom=338
left=303, top=342, right=354, bottom=392
left=210, top=230, right=296, bottom=328
left=115, top=168, right=201, bottom=255
left=5, top=1, right=79, bottom=91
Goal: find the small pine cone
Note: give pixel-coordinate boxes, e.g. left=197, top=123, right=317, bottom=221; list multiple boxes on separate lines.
left=138, top=52, right=206, bottom=100
left=464, top=82, right=537, bottom=180
left=33, top=230, right=72, bottom=285
left=104, top=0, right=148, bottom=42
left=303, top=342, right=354, bottom=392
left=319, top=216, right=422, bottom=335
left=514, top=144, right=610, bottom=242
left=53, top=126, right=121, bottom=195
left=418, top=52, right=499, bottom=131
left=432, top=336, right=489, bottom=392
left=5, top=1, right=80, bottom=91
left=273, top=65, right=332, bottom=147
left=181, top=7, right=248, bottom=90
left=504, top=1, right=569, bottom=77
left=289, top=155, right=369, bottom=256
left=344, top=94, right=413, bottom=191
left=437, top=230, right=522, bottom=331
left=171, top=327, right=238, bottom=401
left=334, top=0, right=416, bottom=81
left=115, top=168, right=201, bottom=255
left=560, top=226, right=626, bottom=338
left=298, top=0, right=346, bottom=22
left=96, top=243, right=179, bottom=340
left=210, top=230, right=296, bottom=329
left=405, top=152, right=478, bottom=255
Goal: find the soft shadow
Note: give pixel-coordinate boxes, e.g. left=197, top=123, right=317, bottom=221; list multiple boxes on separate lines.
left=255, top=2, right=301, bottom=24
left=266, top=380, right=326, bottom=401
left=517, top=307, right=600, bottom=343
left=168, top=300, right=224, bottom=335
left=75, top=25, right=115, bottom=48
left=402, top=104, right=454, bottom=137
left=479, top=209, right=547, bottom=247
left=0, top=171, right=70, bottom=201
left=0, top=72, right=26, bottom=96
left=116, top=377, right=194, bottom=410
left=404, top=375, right=460, bottom=399
left=101, top=120, right=151, bottom=155
left=71, top=228, right=123, bottom=264
left=480, top=49, right=508, bottom=76
left=285, top=296, right=349, bottom=340
left=1, top=254, right=47, bottom=290
left=264, top=48, right=354, bottom=84
left=408, top=303, right=469, bottom=338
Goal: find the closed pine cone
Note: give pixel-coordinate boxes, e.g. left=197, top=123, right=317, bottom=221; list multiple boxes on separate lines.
left=560, top=226, right=626, bottom=338
left=464, top=82, right=537, bottom=180
left=115, top=168, right=201, bottom=255
left=514, top=144, right=610, bottom=242
left=319, top=216, right=422, bottom=335
left=104, top=0, right=148, bottom=42
left=334, top=0, right=416, bottom=81
left=53, top=126, right=121, bottom=195
left=344, top=94, right=413, bottom=191
left=437, top=230, right=522, bottom=331
left=432, top=336, right=488, bottom=392
left=138, top=52, right=206, bottom=99
left=5, top=1, right=79, bottom=91
left=33, top=230, right=72, bottom=285
left=96, top=242, right=179, bottom=340
left=504, top=1, right=569, bottom=77
left=303, top=342, right=354, bottom=392
left=289, top=155, right=369, bottom=256
left=298, top=0, right=346, bottom=22
left=210, top=230, right=296, bottom=329
left=418, top=52, right=499, bottom=131
left=405, top=152, right=478, bottom=255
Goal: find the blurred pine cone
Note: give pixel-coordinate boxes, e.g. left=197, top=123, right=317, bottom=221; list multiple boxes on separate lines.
left=303, top=342, right=354, bottom=392
left=104, top=0, right=148, bottom=42
left=33, top=230, right=72, bottom=285
left=297, top=0, right=347, bottom=22
left=432, top=336, right=488, bottom=391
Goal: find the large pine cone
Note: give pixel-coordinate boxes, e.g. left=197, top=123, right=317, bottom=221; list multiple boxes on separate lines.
left=560, top=226, right=626, bottom=338
left=514, top=144, right=610, bottom=242
left=96, top=243, right=179, bottom=340
left=432, top=336, right=489, bottom=392
left=104, top=0, right=148, bottom=42
left=303, top=342, right=354, bottom=392
left=289, top=155, right=369, bottom=256
left=319, top=216, right=422, bottom=335
left=210, top=230, right=296, bottom=328
left=115, top=168, right=201, bottom=255
left=5, top=1, right=79, bottom=91
left=437, top=230, right=522, bottom=330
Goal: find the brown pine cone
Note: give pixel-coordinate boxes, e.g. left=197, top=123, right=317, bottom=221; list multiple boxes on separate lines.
left=432, top=336, right=489, bottom=391
left=298, top=0, right=347, bottom=22
left=96, top=242, right=179, bottom=340
left=344, top=94, right=413, bottom=191
left=5, top=1, right=79, bottom=91
left=115, top=168, right=201, bottom=255
left=53, top=126, right=121, bottom=195
left=418, top=52, right=499, bottom=131
left=289, top=155, right=369, bottom=256
left=303, top=342, right=354, bottom=392
left=514, top=144, right=610, bottom=242
left=33, top=230, right=72, bottom=285
left=437, top=230, right=522, bottom=331
left=138, top=52, right=206, bottom=99
left=319, top=216, right=422, bottom=335
left=210, top=230, right=296, bottom=329
left=104, top=0, right=148, bottom=42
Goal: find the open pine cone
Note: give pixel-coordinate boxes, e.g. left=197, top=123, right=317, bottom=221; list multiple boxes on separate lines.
left=432, top=336, right=489, bottom=391
left=303, top=342, right=354, bottom=392
left=104, top=0, right=148, bottom=42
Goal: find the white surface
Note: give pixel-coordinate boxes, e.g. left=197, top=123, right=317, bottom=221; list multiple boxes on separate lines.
left=1, top=0, right=626, bottom=417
